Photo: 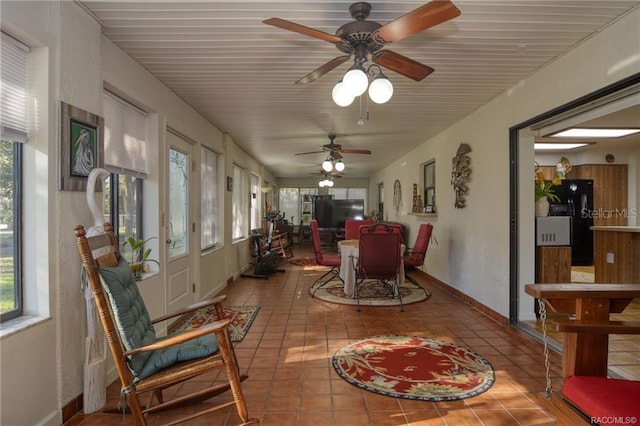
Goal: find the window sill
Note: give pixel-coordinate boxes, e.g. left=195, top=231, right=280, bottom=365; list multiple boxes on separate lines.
left=0, top=315, right=50, bottom=339
left=408, top=212, right=437, bottom=218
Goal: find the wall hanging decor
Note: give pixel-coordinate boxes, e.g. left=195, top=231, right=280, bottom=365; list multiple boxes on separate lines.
left=393, top=179, right=403, bottom=220
left=451, top=143, right=472, bottom=208
left=59, top=102, right=104, bottom=191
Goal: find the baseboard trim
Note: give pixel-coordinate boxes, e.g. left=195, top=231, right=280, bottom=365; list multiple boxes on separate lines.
left=418, top=270, right=509, bottom=325
left=61, top=394, right=83, bottom=424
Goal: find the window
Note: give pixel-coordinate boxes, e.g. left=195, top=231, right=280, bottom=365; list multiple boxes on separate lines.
left=423, top=160, right=436, bottom=210
left=328, top=187, right=368, bottom=213
left=102, top=90, right=148, bottom=251
left=201, top=147, right=219, bottom=249
left=0, top=32, right=29, bottom=322
left=279, top=188, right=300, bottom=223
left=231, top=165, right=247, bottom=241
left=250, top=174, right=260, bottom=231
left=378, top=182, right=384, bottom=217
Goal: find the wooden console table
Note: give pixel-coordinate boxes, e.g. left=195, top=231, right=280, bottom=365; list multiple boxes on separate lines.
left=524, top=283, right=640, bottom=378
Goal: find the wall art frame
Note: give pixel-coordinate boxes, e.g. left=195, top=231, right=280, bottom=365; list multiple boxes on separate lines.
left=59, top=102, right=104, bottom=191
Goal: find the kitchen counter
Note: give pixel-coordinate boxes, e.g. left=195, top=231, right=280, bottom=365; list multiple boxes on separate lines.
left=592, top=226, right=640, bottom=283
left=591, top=226, right=640, bottom=233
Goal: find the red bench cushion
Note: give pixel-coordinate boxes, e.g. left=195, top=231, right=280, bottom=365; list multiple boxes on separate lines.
left=562, top=376, right=640, bottom=422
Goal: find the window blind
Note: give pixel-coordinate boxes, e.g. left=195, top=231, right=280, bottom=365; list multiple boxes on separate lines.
left=103, top=90, right=147, bottom=177
left=1, top=32, right=29, bottom=143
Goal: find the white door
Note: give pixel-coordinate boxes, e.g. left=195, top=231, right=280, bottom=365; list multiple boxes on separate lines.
left=166, top=130, right=196, bottom=312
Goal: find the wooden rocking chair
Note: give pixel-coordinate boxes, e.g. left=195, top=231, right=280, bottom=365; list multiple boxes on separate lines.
left=75, top=222, right=258, bottom=425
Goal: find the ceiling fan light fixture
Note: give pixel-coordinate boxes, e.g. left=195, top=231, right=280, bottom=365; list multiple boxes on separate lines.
left=322, top=158, right=334, bottom=172
left=332, top=80, right=355, bottom=107
left=368, top=74, right=393, bottom=104
left=334, top=159, right=345, bottom=172
left=343, top=66, right=368, bottom=97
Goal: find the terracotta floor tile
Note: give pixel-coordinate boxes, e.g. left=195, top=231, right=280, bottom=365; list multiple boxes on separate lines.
left=64, top=246, right=640, bottom=426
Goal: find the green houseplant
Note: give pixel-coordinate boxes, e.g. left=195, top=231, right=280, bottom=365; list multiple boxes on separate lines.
left=123, top=236, right=159, bottom=279
left=534, top=171, right=561, bottom=203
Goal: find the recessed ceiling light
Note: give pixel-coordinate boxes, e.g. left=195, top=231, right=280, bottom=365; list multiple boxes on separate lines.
left=549, top=128, right=640, bottom=138
left=534, top=143, right=590, bottom=151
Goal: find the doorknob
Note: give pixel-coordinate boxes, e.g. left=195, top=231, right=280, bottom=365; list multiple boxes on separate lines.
left=166, top=239, right=172, bottom=244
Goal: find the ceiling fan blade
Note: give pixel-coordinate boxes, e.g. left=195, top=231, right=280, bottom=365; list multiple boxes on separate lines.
left=263, top=18, right=343, bottom=44
left=371, top=0, right=461, bottom=45
left=295, top=55, right=350, bottom=84
left=329, top=172, right=344, bottom=178
left=341, top=149, right=372, bottom=155
left=295, top=150, right=325, bottom=156
left=372, top=50, right=434, bottom=81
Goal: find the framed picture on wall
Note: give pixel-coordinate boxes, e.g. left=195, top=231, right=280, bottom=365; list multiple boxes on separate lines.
left=59, top=102, right=104, bottom=191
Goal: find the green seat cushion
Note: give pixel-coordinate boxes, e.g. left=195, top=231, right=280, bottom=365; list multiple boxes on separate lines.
left=98, top=257, right=219, bottom=380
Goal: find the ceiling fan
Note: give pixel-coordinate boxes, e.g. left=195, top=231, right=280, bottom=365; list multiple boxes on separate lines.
left=263, top=1, right=461, bottom=84
left=310, top=170, right=345, bottom=179
left=295, top=134, right=371, bottom=159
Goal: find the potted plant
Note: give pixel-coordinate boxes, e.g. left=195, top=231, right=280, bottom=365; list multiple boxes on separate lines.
left=535, top=171, right=561, bottom=216
left=123, top=236, right=159, bottom=279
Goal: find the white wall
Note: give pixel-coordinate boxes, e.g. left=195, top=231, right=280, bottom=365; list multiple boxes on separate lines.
left=372, top=6, right=640, bottom=320
left=0, top=2, right=269, bottom=425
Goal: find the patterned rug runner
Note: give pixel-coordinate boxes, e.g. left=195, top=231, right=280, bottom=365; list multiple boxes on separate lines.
left=333, top=335, right=495, bottom=401
left=287, top=257, right=317, bottom=267
left=168, top=305, right=260, bottom=342
left=311, top=279, right=430, bottom=307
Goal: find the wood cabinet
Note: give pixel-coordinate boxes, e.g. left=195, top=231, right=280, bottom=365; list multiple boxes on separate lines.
left=569, top=164, right=628, bottom=226
left=593, top=227, right=640, bottom=283
left=536, top=246, right=572, bottom=283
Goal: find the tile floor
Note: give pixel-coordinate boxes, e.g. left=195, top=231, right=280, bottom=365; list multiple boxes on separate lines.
left=66, top=245, right=639, bottom=425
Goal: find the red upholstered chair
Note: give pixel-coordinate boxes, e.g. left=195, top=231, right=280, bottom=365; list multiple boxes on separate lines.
left=344, top=219, right=375, bottom=240
left=353, top=223, right=403, bottom=311
left=310, top=220, right=341, bottom=291
left=403, top=223, right=433, bottom=287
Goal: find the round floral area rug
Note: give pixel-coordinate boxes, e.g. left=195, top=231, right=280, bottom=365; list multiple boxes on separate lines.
left=311, top=279, right=430, bottom=307
left=332, top=335, right=495, bottom=401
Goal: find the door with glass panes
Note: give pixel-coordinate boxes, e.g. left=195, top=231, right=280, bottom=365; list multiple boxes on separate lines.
left=166, top=130, right=197, bottom=312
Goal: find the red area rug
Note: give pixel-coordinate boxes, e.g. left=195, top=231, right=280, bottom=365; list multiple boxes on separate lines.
left=168, top=305, right=260, bottom=342
left=333, top=335, right=494, bottom=401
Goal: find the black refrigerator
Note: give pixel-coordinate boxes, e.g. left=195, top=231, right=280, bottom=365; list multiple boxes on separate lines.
left=548, top=179, right=594, bottom=266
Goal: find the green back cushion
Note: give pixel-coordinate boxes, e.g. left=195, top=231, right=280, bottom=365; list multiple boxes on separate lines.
left=98, top=257, right=219, bottom=380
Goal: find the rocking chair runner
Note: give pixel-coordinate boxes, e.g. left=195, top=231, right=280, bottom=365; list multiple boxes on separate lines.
left=75, top=223, right=258, bottom=425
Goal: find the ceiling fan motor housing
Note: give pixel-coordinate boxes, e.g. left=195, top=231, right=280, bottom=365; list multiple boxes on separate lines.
left=335, top=18, right=384, bottom=54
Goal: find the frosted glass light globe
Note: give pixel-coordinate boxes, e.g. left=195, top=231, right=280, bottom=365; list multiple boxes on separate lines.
left=368, top=76, right=393, bottom=104
left=322, top=159, right=333, bottom=172
left=343, top=68, right=368, bottom=97
left=332, top=81, right=355, bottom=107
left=334, top=160, right=345, bottom=172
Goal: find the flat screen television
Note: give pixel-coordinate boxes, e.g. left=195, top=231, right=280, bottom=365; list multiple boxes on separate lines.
left=314, top=199, right=365, bottom=229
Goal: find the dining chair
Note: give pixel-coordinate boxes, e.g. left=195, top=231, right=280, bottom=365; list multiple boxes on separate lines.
left=74, top=222, right=257, bottom=425
left=352, top=223, right=404, bottom=311
left=310, top=219, right=342, bottom=292
left=403, top=223, right=433, bottom=289
left=344, top=219, right=375, bottom=240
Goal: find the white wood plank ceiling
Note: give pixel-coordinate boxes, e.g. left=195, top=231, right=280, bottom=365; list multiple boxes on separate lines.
left=78, top=1, right=640, bottom=178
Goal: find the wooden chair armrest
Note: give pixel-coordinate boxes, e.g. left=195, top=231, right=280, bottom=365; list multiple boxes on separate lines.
left=151, top=295, right=227, bottom=324
left=123, top=318, right=231, bottom=356
left=553, top=319, right=640, bottom=334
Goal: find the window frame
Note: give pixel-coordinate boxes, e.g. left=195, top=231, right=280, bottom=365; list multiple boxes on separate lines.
left=423, top=159, right=436, bottom=211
